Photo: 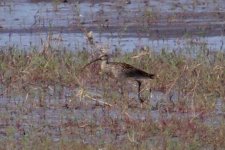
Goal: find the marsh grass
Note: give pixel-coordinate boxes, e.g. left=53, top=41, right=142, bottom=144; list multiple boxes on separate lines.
left=0, top=45, right=225, bottom=149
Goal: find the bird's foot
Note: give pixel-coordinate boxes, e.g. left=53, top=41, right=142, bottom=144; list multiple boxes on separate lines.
left=118, top=89, right=124, bottom=95
left=139, top=97, right=145, bottom=103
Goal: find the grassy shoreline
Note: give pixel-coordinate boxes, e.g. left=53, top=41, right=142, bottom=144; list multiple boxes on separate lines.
left=1, top=46, right=224, bottom=98
left=0, top=46, right=225, bottom=149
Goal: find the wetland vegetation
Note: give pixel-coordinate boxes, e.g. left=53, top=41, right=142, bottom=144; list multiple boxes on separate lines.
left=0, top=41, right=225, bottom=149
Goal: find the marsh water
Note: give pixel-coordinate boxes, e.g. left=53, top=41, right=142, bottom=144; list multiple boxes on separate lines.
left=0, top=86, right=224, bottom=143
left=1, top=0, right=225, bottom=51
left=0, top=0, right=225, bottom=145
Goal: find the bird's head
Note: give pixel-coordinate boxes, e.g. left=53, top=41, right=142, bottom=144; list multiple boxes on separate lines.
left=81, top=53, right=109, bottom=70
left=98, top=53, right=109, bottom=61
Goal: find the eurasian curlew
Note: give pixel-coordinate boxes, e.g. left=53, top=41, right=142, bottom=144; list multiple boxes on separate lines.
left=83, top=53, right=155, bottom=103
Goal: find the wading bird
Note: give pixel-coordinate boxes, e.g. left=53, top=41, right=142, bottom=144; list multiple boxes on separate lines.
left=83, top=53, right=155, bottom=103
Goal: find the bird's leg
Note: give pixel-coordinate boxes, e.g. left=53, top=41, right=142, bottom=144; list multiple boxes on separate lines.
left=100, top=73, right=108, bottom=93
left=116, top=79, right=124, bottom=96
left=149, top=87, right=152, bottom=99
left=119, top=85, right=124, bottom=96
left=137, top=80, right=144, bottom=103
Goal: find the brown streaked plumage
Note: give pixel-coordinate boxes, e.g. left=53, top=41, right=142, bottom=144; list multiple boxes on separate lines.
left=83, top=54, right=155, bottom=103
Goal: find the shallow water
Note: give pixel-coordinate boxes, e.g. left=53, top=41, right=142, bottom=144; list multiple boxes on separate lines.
left=1, top=0, right=225, bottom=51
left=0, top=87, right=224, bottom=143
left=1, top=32, right=225, bottom=52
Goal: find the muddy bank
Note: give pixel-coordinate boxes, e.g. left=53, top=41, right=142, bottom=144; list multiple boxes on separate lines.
left=1, top=23, right=224, bottom=39
left=0, top=0, right=225, bottom=38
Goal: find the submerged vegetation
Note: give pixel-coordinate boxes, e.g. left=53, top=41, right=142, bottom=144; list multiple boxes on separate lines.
left=0, top=44, right=225, bottom=149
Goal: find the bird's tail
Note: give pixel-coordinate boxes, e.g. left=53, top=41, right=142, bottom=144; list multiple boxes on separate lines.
left=148, top=74, right=155, bottom=79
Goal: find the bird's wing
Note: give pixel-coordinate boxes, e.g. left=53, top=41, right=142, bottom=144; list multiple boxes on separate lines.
left=113, top=62, right=155, bottom=79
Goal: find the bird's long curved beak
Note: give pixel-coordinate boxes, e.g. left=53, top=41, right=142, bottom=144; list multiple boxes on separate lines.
left=81, top=57, right=101, bottom=71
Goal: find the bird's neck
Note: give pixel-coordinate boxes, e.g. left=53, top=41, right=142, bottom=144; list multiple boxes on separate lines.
left=101, top=59, right=108, bottom=70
